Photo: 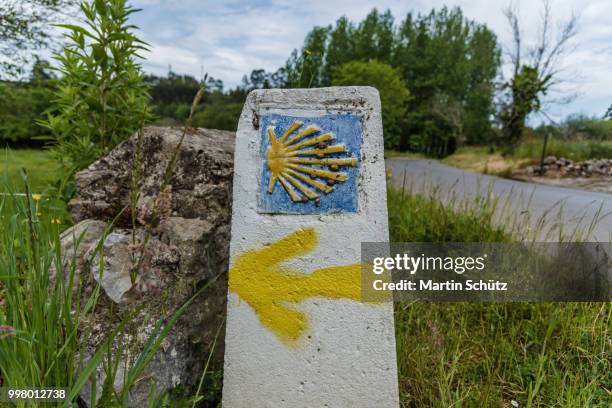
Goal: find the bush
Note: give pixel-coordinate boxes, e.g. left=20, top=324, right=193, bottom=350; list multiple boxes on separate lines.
left=41, top=0, right=151, bottom=174
left=332, top=61, right=410, bottom=150
left=0, top=81, right=53, bottom=145
left=192, top=102, right=243, bottom=131
left=514, top=138, right=612, bottom=162
left=563, top=114, right=612, bottom=141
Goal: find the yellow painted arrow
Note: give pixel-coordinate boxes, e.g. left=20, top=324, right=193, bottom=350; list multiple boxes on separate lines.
left=228, top=228, right=372, bottom=345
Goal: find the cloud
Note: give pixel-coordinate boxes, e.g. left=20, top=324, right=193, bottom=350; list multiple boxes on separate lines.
left=130, top=0, right=611, bottom=118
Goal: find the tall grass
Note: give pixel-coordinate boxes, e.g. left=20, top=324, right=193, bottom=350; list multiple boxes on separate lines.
left=515, top=138, right=612, bottom=162
left=0, top=172, right=107, bottom=403
left=389, top=186, right=611, bottom=407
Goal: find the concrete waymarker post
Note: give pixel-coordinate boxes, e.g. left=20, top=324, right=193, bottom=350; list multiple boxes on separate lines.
left=223, top=87, right=399, bottom=408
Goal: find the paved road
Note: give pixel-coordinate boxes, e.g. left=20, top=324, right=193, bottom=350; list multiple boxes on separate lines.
left=386, top=159, right=612, bottom=242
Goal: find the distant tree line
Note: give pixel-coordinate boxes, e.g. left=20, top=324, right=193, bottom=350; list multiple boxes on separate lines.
left=281, top=8, right=500, bottom=155
left=0, top=59, right=56, bottom=145
left=1, top=5, right=607, bottom=157
left=145, top=7, right=501, bottom=155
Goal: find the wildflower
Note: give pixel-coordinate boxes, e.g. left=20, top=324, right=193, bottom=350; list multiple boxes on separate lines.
left=36, top=212, right=42, bottom=217
left=51, top=218, right=62, bottom=225
left=32, top=194, right=42, bottom=201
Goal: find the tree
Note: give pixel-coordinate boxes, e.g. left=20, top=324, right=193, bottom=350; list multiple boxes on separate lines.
left=393, top=7, right=499, bottom=153
left=0, top=58, right=56, bottom=144
left=284, top=26, right=330, bottom=88
left=332, top=61, right=410, bottom=149
left=240, top=68, right=287, bottom=90
left=500, top=0, right=579, bottom=146
left=286, top=9, right=396, bottom=88
left=282, top=7, right=500, bottom=155
left=352, top=9, right=395, bottom=64
left=320, top=16, right=354, bottom=85
left=0, top=0, right=77, bottom=78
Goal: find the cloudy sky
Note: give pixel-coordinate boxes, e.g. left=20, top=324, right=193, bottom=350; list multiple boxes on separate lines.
left=130, top=0, right=611, bottom=121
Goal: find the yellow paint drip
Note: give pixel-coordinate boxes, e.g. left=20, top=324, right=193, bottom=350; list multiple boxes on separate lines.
left=228, top=228, right=375, bottom=345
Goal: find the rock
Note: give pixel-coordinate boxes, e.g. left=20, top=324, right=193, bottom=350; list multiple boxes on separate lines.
left=543, top=155, right=557, bottom=165
left=58, top=219, right=108, bottom=271
left=535, top=156, right=612, bottom=179
left=69, top=126, right=234, bottom=224
left=61, top=126, right=235, bottom=406
left=557, top=157, right=572, bottom=166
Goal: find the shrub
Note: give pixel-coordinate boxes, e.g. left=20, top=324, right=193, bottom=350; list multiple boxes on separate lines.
left=563, top=114, right=612, bottom=141
left=41, top=0, right=151, bottom=174
left=332, top=61, right=410, bottom=150
left=0, top=81, right=54, bottom=145
left=514, top=138, right=612, bottom=162
left=192, top=102, right=243, bottom=131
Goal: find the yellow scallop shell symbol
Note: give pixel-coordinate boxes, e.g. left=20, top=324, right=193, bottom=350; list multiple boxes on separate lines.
left=265, top=120, right=358, bottom=203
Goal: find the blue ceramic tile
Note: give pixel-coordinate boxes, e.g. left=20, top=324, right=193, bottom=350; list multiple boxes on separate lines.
left=258, top=112, right=361, bottom=214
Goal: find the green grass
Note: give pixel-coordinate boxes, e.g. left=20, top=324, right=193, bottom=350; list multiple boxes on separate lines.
left=400, top=138, right=612, bottom=178
left=1, top=149, right=70, bottom=227
left=1, top=147, right=609, bottom=406
left=514, top=138, right=612, bottom=163
left=389, top=187, right=611, bottom=407
left=1, top=148, right=59, bottom=193
left=385, top=150, right=427, bottom=160
left=441, top=146, right=528, bottom=177
left=0, top=161, right=220, bottom=407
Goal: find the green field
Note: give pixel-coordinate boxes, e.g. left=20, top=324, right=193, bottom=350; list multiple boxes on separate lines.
left=1, top=148, right=59, bottom=193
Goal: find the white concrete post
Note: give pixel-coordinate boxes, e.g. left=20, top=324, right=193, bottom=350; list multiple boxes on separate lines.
left=222, top=87, right=398, bottom=408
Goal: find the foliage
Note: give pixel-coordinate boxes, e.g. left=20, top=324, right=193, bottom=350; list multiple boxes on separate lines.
left=0, top=177, right=94, bottom=404
left=561, top=114, right=612, bottom=141
left=284, top=7, right=500, bottom=156
left=41, top=0, right=151, bottom=175
left=500, top=65, right=549, bottom=146
left=389, top=187, right=610, bottom=406
left=192, top=102, right=243, bottom=131
left=0, top=82, right=53, bottom=144
left=0, top=181, right=219, bottom=407
left=394, top=7, right=499, bottom=155
left=146, top=72, right=223, bottom=107
left=0, top=60, right=56, bottom=144
left=240, top=68, right=286, bottom=90
left=0, top=0, right=77, bottom=78
left=0, top=160, right=221, bottom=406
left=515, top=138, right=612, bottom=162
left=395, top=300, right=610, bottom=407
left=388, top=186, right=508, bottom=243
left=145, top=72, right=247, bottom=131
left=332, top=61, right=410, bottom=149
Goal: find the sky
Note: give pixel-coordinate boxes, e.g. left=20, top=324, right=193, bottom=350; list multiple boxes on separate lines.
left=129, top=0, right=612, bottom=121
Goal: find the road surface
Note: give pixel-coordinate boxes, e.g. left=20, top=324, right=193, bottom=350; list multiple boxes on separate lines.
left=386, top=159, right=612, bottom=242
